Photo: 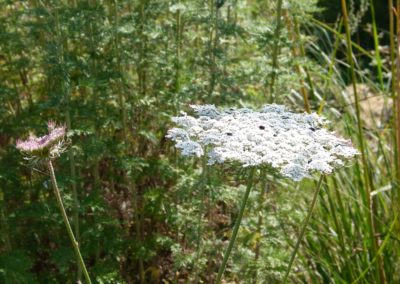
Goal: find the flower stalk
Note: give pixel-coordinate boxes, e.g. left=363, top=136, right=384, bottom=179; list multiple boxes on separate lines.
left=283, top=174, right=324, bottom=283
left=167, top=104, right=358, bottom=282
left=215, top=167, right=256, bottom=284
left=47, top=160, right=92, bottom=284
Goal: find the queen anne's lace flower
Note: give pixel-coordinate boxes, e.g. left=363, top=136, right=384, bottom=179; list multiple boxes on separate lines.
left=167, top=104, right=358, bottom=181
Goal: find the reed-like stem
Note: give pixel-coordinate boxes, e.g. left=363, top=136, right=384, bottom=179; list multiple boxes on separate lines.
left=293, top=16, right=316, bottom=103
left=389, top=0, right=398, bottom=193
left=369, top=0, right=384, bottom=89
left=395, top=0, right=400, bottom=207
left=47, top=160, right=92, bottom=284
left=269, top=0, right=283, bottom=100
left=215, top=167, right=256, bottom=284
left=174, top=0, right=182, bottom=94
left=324, top=177, right=354, bottom=279
left=283, top=10, right=310, bottom=113
left=282, top=174, right=324, bottom=284
left=208, top=0, right=219, bottom=98
left=340, top=1, right=386, bottom=283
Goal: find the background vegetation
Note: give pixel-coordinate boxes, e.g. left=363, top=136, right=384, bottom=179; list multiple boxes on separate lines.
left=0, top=0, right=399, bottom=283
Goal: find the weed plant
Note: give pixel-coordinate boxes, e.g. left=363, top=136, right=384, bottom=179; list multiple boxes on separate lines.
left=0, top=0, right=399, bottom=283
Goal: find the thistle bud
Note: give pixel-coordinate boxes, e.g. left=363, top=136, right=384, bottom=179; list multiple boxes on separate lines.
left=16, top=122, right=67, bottom=161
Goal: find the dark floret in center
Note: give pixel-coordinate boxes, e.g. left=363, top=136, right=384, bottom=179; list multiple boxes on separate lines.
left=226, top=132, right=233, bottom=136
left=259, top=125, right=265, bottom=130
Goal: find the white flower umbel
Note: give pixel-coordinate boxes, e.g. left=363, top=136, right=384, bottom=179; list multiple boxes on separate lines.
left=167, top=104, right=358, bottom=181
left=168, top=104, right=359, bottom=283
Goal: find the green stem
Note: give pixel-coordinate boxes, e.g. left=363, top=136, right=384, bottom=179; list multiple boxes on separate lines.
left=389, top=0, right=398, bottom=194
left=283, top=10, right=310, bottom=113
left=47, top=160, right=92, bottom=284
left=283, top=174, right=324, bottom=284
left=175, top=0, right=182, bottom=94
left=293, top=16, right=315, bottom=104
left=395, top=0, right=400, bottom=210
left=310, top=18, right=389, bottom=71
left=340, top=1, right=386, bottom=283
left=325, top=176, right=354, bottom=279
left=253, top=169, right=267, bottom=283
left=208, top=0, right=219, bottom=99
left=193, top=155, right=208, bottom=284
left=269, top=0, right=284, bottom=101
left=368, top=0, right=384, bottom=89
left=215, top=167, right=256, bottom=284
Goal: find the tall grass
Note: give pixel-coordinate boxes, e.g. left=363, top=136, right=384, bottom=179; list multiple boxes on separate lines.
left=289, top=1, right=399, bottom=283
left=341, top=0, right=385, bottom=282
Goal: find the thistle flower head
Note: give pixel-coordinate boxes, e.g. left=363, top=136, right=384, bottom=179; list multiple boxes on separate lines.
left=16, top=122, right=67, bottom=160
left=167, top=104, right=358, bottom=181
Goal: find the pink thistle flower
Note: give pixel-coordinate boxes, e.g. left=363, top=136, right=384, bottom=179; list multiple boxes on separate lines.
left=16, top=122, right=67, bottom=159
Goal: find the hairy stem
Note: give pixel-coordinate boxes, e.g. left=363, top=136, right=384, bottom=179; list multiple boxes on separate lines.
left=47, top=160, right=91, bottom=284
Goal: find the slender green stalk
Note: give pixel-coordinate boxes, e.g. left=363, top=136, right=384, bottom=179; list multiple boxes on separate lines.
left=208, top=0, right=219, bottom=98
left=138, top=0, right=148, bottom=97
left=293, top=16, right=316, bottom=101
left=193, top=155, right=208, bottom=284
left=282, top=174, right=324, bottom=284
left=351, top=215, right=398, bottom=284
left=47, top=160, right=92, bottom=284
left=368, top=0, right=384, bottom=89
left=252, top=169, right=267, bottom=283
left=340, top=1, right=386, bottom=283
left=388, top=0, right=399, bottom=201
left=269, top=0, right=283, bottom=100
left=215, top=167, right=256, bottom=284
left=310, top=18, right=389, bottom=71
left=327, top=19, right=343, bottom=79
left=325, top=177, right=354, bottom=279
left=174, top=0, right=182, bottom=94
left=283, top=10, right=310, bottom=113
left=395, top=0, right=400, bottom=207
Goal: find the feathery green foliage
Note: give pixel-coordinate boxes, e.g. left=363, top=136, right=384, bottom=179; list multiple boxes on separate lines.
left=0, top=0, right=399, bottom=283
